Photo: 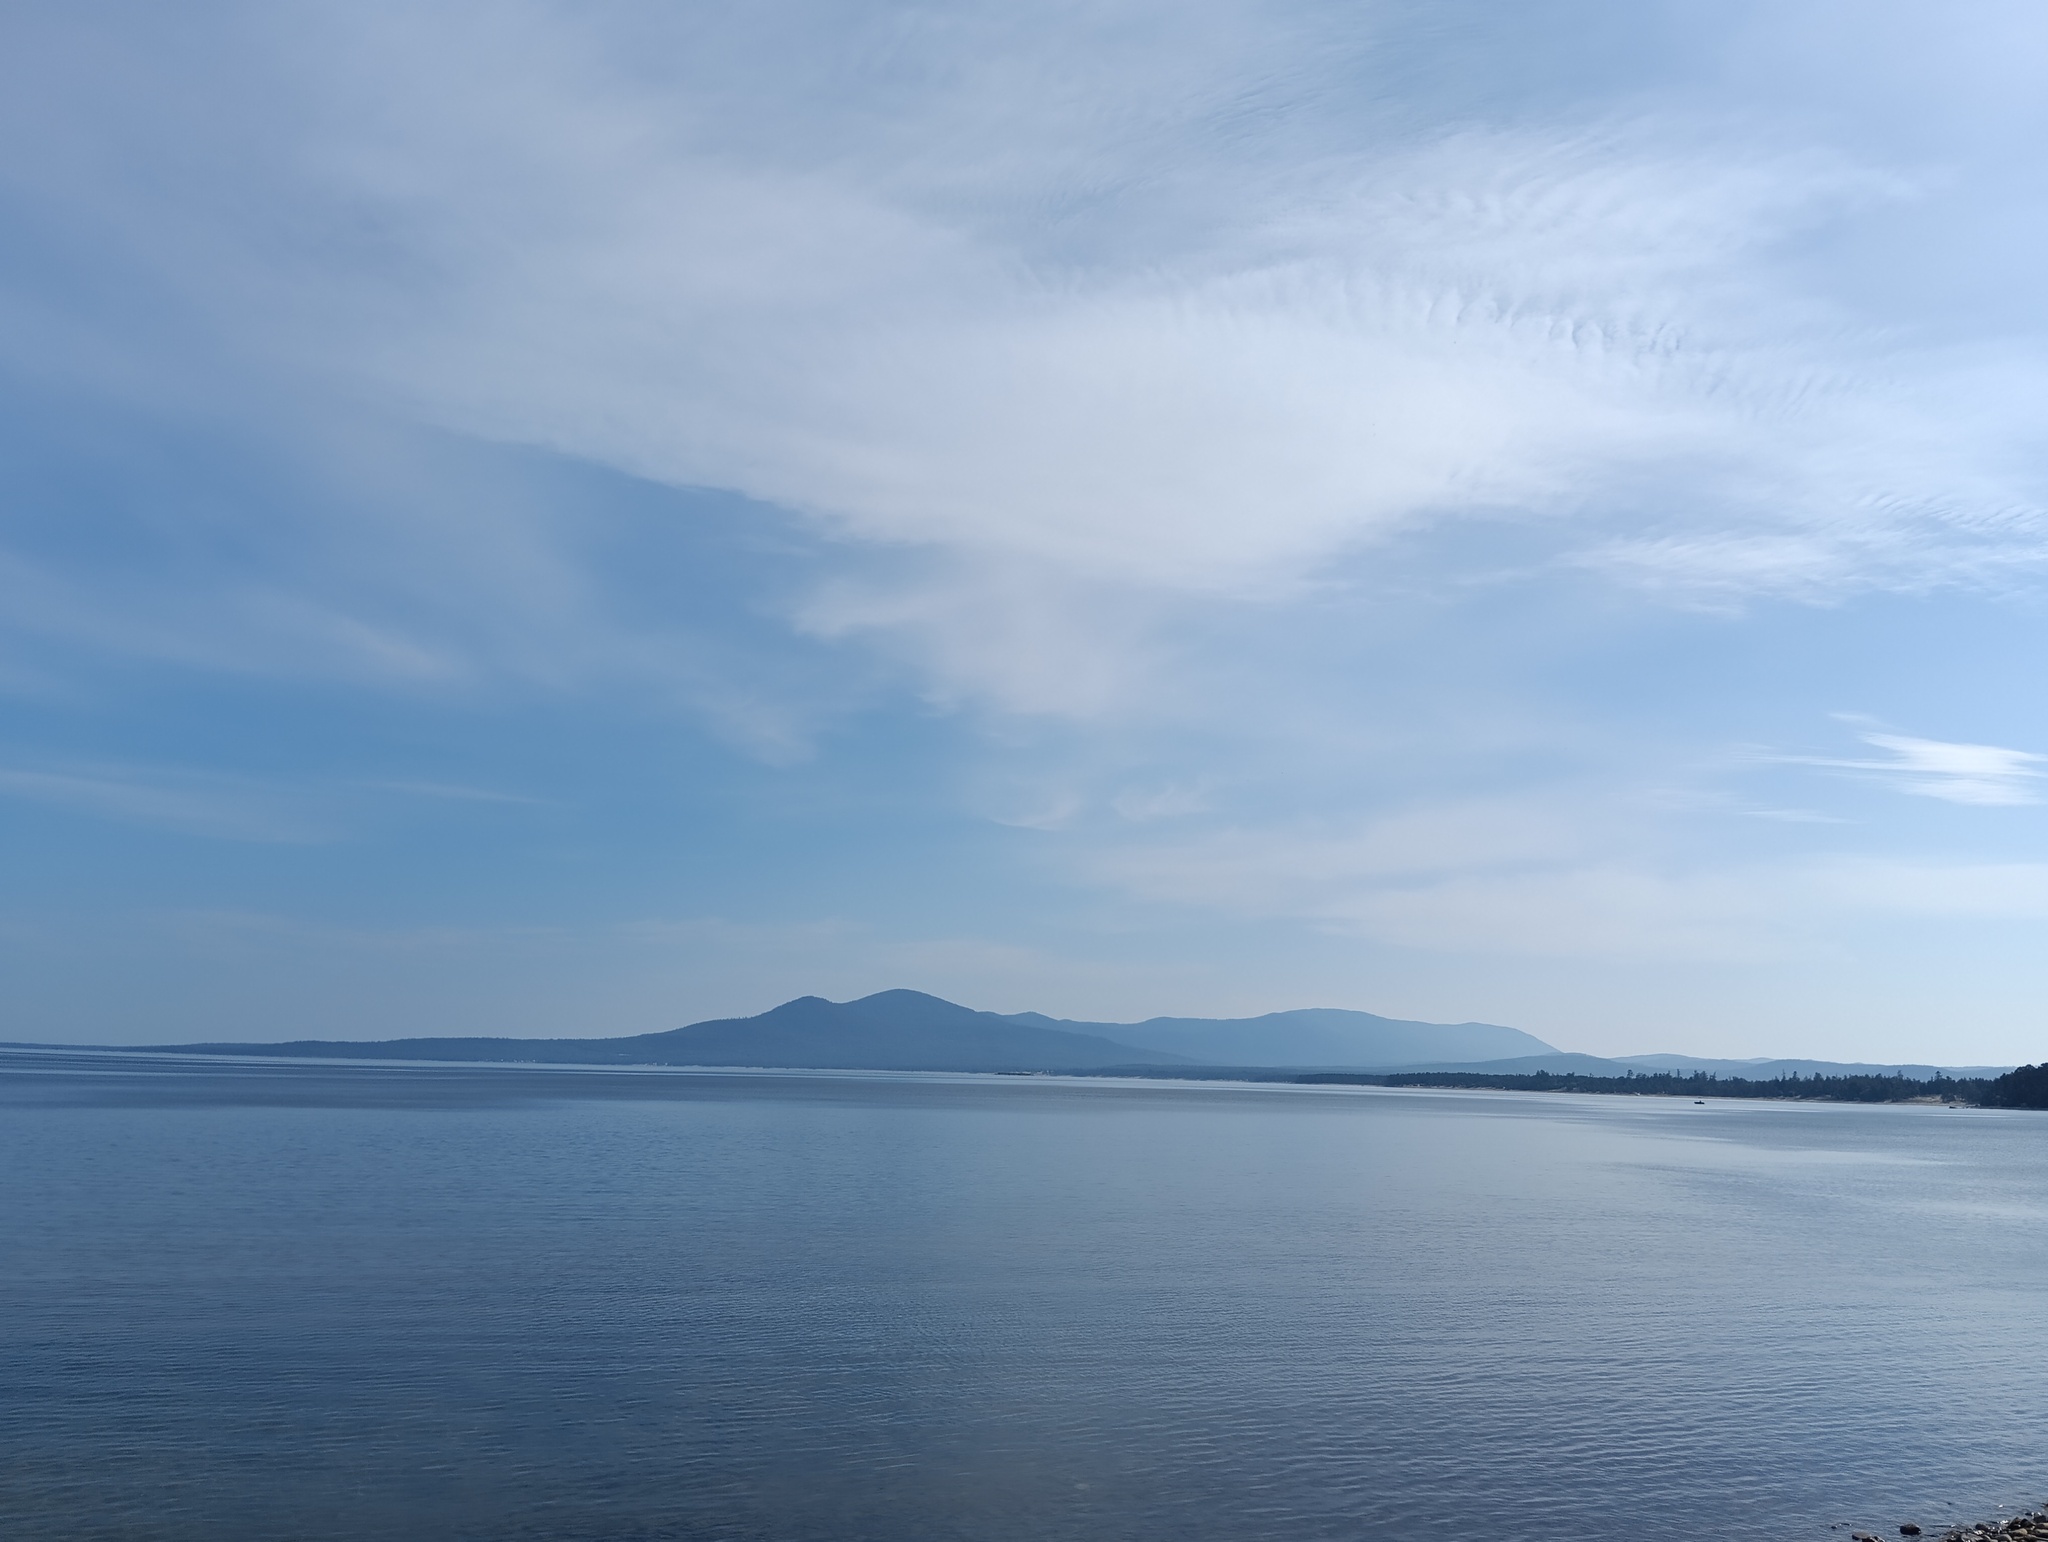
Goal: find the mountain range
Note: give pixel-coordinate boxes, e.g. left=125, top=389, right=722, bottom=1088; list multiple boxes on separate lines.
left=125, top=989, right=2009, bottom=1078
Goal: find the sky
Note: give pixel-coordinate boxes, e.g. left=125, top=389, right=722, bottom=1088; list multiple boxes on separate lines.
left=3, top=0, right=2047, bottom=1062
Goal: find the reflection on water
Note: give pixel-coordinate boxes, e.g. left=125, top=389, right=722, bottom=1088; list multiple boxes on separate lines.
left=3, top=1048, right=2046, bottom=1541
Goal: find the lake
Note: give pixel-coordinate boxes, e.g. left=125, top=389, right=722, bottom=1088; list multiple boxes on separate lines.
left=3, top=1048, right=2045, bottom=1541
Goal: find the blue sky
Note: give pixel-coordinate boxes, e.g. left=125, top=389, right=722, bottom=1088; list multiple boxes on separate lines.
left=4, top=0, right=2048, bottom=1060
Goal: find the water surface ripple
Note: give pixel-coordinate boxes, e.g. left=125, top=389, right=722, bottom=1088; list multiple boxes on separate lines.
left=3, top=1050, right=2045, bottom=1540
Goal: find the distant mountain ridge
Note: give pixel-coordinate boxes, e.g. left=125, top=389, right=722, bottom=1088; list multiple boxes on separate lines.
left=135, top=992, right=1569, bottom=1072
left=1001, top=1007, right=1555, bottom=1068
left=135, top=992, right=1561, bottom=1072
left=112, top=990, right=2010, bottom=1078
left=151, top=991, right=1187, bottom=1072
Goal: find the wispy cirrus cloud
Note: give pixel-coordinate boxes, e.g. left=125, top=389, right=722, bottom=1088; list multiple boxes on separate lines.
left=7, top=1, right=2048, bottom=725
left=1781, top=728, right=2044, bottom=805
left=0, top=764, right=329, bottom=842
left=0, top=762, right=545, bottom=841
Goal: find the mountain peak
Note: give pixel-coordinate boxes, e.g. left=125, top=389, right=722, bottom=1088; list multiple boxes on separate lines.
left=848, top=989, right=967, bottom=1011
left=136, top=991, right=1564, bottom=1074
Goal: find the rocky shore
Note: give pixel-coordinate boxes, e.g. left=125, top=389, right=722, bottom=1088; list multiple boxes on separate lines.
left=1846, top=1507, right=2048, bottom=1542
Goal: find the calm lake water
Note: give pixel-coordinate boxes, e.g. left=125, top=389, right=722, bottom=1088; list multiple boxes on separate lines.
left=3, top=1049, right=2046, bottom=1542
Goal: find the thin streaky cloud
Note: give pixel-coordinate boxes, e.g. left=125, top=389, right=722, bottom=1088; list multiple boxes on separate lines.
left=363, top=779, right=546, bottom=805
left=1777, top=730, right=2044, bottom=806
left=0, top=765, right=330, bottom=842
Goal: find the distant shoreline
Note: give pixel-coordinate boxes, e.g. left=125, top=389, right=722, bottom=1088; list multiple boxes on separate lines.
left=9, top=1041, right=2046, bottom=1110
left=1088, top=1063, right=2048, bottom=1109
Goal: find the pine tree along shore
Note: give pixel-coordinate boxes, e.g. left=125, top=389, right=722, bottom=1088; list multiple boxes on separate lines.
left=1283, top=1064, right=2048, bottom=1107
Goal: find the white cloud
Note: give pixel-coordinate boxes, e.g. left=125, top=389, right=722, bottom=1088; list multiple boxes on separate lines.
left=327, top=114, right=1940, bottom=603
left=1857, top=733, right=2044, bottom=805
left=795, top=558, right=1171, bottom=718
left=1782, top=728, right=2045, bottom=805
left=7, top=1, right=2048, bottom=720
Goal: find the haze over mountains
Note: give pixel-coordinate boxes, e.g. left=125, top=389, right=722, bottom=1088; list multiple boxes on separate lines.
left=113, top=990, right=2009, bottom=1078
left=1004, top=1008, right=1551, bottom=1067
left=155, top=992, right=1183, bottom=1073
